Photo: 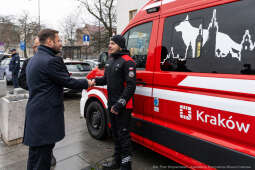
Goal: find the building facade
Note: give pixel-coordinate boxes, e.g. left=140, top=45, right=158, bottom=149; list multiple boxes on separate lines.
left=116, top=0, right=148, bottom=34
left=62, top=24, right=116, bottom=60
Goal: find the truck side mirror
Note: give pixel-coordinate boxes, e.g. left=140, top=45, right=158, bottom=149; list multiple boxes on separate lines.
left=98, top=52, right=108, bottom=69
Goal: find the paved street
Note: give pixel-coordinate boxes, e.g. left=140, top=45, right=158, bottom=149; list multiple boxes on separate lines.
left=0, top=86, right=184, bottom=170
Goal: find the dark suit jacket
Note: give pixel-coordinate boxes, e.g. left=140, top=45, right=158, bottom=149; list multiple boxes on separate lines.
left=23, top=45, right=88, bottom=146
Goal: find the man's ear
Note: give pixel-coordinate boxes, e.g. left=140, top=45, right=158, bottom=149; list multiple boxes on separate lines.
left=45, top=38, right=53, bottom=47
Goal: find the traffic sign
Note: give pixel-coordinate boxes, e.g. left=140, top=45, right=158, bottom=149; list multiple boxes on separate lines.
left=83, top=34, right=90, bottom=46
left=20, top=41, right=26, bottom=51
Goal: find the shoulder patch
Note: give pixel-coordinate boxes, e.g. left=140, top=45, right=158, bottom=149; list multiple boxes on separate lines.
left=129, top=71, right=135, bottom=78
left=121, top=55, right=135, bottom=63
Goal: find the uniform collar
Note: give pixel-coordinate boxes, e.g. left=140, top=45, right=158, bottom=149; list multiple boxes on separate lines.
left=111, top=50, right=130, bottom=59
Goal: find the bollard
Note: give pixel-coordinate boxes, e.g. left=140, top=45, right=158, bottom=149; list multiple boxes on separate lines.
left=13, top=88, right=28, bottom=95
left=0, top=94, right=28, bottom=146
left=0, top=80, right=7, bottom=97
left=0, top=79, right=7, bottom=140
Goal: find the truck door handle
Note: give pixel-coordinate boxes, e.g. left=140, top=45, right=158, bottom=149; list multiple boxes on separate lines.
left=136, top=79, right=146, bottom=85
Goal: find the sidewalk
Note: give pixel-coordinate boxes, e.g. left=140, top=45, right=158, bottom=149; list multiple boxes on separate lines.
left=0, top=129, right=114, bottom=170
left=0, top=92, right=178, bottom=170
left=0, top=94, right=114, bottom=170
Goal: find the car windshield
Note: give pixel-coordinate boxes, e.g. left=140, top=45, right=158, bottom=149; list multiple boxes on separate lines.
left=65, top=63, right=91, bottom=72
left=84, top=60, right=99, bottom=68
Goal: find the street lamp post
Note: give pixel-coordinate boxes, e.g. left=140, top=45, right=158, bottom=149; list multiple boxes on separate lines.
left=99, top=20, right=101, bottom=54
left=38, top=0, right=40, bottom=28
left=28, top=0, right=40, bottom=29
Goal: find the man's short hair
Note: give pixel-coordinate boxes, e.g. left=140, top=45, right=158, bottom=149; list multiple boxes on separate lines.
left=38, top=29, right=59, bottom=44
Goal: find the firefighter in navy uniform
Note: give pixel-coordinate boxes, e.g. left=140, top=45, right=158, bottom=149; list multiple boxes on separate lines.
left=94, top=35, right=136, bottom=170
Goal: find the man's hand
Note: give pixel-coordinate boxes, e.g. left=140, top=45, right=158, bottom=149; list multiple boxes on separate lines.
left=111, top=106, right=119, bottom=115
left=88, top=79, right=96, bottom=88
left=91, top=79, right=95, bottom=86
left=88, top=80, right=93, bottom=88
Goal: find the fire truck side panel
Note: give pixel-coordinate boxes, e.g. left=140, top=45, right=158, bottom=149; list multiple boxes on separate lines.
left=148, top=0, right=255, bottom=168
left=83, top=0, right=255, bottom=168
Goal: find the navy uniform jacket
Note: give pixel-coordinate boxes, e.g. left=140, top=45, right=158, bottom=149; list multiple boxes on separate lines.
left=95, top=50, right=136, bottom=113
left=23, top=45, right=89, bottom=146
left=9, top=53, right=20, bottom=73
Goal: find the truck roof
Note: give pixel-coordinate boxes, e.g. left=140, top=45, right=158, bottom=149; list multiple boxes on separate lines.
left=124, top=0, right=238, bottom=34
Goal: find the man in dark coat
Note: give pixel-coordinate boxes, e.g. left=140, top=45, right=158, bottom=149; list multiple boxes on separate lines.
left=23, top=29, right=92, bottom=170
left=94, top=35, right=136, bottom=170
left=9, top=48, right=20, bottom=88
left=19, top=36, right=57, bottom=167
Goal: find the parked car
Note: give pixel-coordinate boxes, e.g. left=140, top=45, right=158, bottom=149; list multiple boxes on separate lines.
left=0, top=57, right=25, bottom=84
left=64, top=59, right=92, bottom=93
left=83, top=59, right=99, bottom=69
left=0, top=53, right=11, bottom=63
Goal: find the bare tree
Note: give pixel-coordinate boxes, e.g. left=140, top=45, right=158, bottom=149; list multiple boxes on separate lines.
left=61, top=13, right=81, bottom=46
left=0, top=15, right=20, bottom=51
left=89, top=20, right=110, bottom=54
left=18, top=12, right=40, bottom=58
left=77, top=0, right=116, bottom=38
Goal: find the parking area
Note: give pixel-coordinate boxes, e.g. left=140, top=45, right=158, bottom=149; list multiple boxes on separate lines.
left=0, top=86, right=183, bottom=170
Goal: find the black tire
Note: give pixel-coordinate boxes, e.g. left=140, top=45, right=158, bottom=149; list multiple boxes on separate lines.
left=86, top=101, right=107, bottom=140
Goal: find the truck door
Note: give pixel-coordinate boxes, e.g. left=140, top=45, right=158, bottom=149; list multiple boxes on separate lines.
left=123, top=18, right=159, bottom=149
left=151, top=0, right=255, bottom=168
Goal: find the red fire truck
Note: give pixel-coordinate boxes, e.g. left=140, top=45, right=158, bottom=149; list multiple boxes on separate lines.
left=80, top=0, right=255, bottom=169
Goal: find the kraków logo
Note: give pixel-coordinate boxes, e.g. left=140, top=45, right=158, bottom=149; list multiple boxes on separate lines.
left=180, top=105, right=192, bottom=120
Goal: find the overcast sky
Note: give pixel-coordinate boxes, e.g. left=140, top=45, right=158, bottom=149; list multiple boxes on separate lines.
left=0, top=0, right=93, bottom=30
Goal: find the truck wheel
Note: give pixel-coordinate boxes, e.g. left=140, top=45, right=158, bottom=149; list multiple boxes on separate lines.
left=86, top=101, right=107, bottom=140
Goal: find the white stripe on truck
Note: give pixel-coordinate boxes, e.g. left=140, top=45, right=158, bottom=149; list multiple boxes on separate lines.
left=178, top=76, right=255, bottom=94
left=91, top=84, right=255, bottom=117
left=153, top=88, right=255, bottom=117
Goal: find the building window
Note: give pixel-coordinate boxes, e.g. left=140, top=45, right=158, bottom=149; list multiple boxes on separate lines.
left=129, top=10, right=137, bottom=21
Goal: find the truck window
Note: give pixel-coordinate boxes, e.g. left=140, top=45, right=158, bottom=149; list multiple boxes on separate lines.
left=126, top=22, right=153, bottom=69
left=161, top=0, right=255, bottom=75
left=123, top=31, right=129, bottom=47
